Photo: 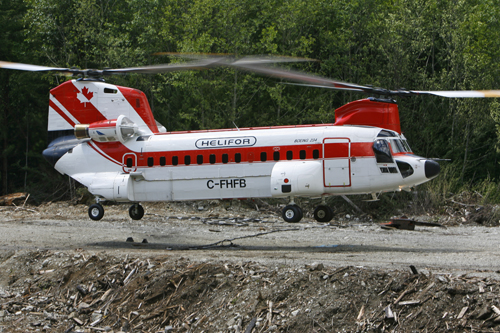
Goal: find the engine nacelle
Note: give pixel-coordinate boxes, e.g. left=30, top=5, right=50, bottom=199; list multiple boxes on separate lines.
left=75, top=115, right=137, bottom=143
left=270, top=161, right=324, bottom=197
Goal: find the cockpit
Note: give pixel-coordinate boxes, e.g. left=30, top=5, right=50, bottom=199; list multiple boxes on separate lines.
left=376, top=129, right=412, bottom=153
left=372, top=130, right=416, bottom=179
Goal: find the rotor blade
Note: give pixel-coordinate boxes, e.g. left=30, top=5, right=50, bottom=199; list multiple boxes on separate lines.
left=230, top=63, right=370, bottom=93
left=103, top=57, right=228, bottom=74
left=411, top=90, right=500, bottom=98
left=0, top=61, right=71, bottom=72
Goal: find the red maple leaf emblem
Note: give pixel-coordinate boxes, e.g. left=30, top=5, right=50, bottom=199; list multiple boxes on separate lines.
left=81, top=86, right=94, bottom=101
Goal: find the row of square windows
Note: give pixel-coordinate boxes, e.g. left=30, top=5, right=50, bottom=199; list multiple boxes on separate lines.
left=127, top=149, right=321, bottom=168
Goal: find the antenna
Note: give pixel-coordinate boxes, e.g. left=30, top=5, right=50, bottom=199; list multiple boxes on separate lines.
left=233, top=121, right=240, bottom=131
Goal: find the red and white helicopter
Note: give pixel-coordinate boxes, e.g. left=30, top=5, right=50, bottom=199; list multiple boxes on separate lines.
left=1, top=57, right=499, bottom=222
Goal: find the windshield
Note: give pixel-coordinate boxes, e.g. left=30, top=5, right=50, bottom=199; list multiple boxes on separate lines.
left=389, top=138, right=412, bottom=153
left=377, top=131, right=412, bottom=153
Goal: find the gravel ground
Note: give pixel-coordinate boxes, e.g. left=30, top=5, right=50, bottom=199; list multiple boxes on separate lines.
left=0, top=199, right=499, bottom=332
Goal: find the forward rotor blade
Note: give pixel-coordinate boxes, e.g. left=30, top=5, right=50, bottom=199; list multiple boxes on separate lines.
left=410, top=90, right=500, bottom=98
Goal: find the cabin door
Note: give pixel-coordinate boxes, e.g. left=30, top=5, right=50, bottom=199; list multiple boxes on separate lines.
left=323, top=138, right=351, bottom=187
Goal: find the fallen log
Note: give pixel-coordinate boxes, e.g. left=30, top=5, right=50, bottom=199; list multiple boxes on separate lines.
left=0, top=192, right=28, bottom=206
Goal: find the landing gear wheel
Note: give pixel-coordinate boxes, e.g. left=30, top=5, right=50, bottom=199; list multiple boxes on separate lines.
left=129, top=204, right=144, bottom=220
left=88, top=203, right=104, bottom=221
left=282, top=205, right=303, bottom=223
left=313, top=205, right=334, bottom=222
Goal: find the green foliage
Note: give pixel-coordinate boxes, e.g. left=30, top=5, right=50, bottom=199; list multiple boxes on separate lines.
left=1, top=0, right=500, bottom=203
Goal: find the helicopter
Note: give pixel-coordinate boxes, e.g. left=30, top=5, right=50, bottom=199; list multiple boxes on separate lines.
left=1, top=56, right=499, bottom=222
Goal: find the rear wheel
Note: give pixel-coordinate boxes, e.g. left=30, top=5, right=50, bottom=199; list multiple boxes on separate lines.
left=282, top=205, right=302, bottom=223
left=129, top=204, right=144, bottom=220
left=313, top=205, right=334, bottom=222
left=88, top=203, right=104, bottom=221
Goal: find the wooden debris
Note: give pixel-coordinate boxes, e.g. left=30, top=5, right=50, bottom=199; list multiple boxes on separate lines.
left=0, top=192, right=28, bottom=206
left=492, top=305, right=500, bottom=316
left=457, top=306, right=468, bottom=319
left=357, top=305, right=365, bottom=321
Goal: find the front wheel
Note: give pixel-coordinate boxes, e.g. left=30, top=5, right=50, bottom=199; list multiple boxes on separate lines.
left=282, top=205, right=303, bottom=223
left=88, top=203, right=104, bottom=221
left=129, top=204, right=144, bottom=220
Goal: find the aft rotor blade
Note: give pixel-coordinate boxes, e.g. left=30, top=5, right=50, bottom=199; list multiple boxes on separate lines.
left=106, top=56, right=313, bottom=74
left=0, top=61, right=71, bottom=72
left=230, top=63, right=371, bottom=93
left=103, top=57, right=229, bottom=74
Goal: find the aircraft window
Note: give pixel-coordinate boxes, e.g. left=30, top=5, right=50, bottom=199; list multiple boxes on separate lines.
left=261, top=152, right=267, bottom=162
left=172, top=156, right=178, bottom=166
left=402, top=140, right=412, bottom=152
left=286, top=151, right=293, bottom=160
left=300, top=150, right=306, bottom=159
left=273, top=151, right=280, bottom=161
left=126, top=158, right=133, bottom=168
left=389, top=167, right=398, bottom=173
left=380, top=167, right=389, bottom=173
left=235, top=153, right=241, bottom=163
left=147, top=157, right=154, bottom=167
left=197, top=155, right=203, bottom=165
left=160, top=156, right=166, bottom=166
left=372, top=139, right=393, bottom=163
left=313, top=149, right=319, bottom=159
left=184, top=155, right=191, bottom=165
left=390, top=139, right=405, bottom=153
left=377, top=130, right=397, bottom=137
left=209, top=154, right=216, bottom=164
left=396, top=160, right=414, bottom=178
left=104, top=88, right=117, bottom=94
left=222, top=154, right=229, bottom=164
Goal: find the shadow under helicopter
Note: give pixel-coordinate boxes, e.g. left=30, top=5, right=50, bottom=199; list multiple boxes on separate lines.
left=88, top=240, right=470, bottom=255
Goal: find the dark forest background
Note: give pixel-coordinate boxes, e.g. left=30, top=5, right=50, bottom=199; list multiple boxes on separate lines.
left=1, top=0, right=500, bottom=204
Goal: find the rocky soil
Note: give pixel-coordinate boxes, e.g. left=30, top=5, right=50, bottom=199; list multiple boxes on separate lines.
left=0, top=197, right=499, bottom=332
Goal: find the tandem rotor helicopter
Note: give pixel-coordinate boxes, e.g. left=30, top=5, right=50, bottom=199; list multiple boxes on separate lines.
left=1, top=56, right=499, bottom=222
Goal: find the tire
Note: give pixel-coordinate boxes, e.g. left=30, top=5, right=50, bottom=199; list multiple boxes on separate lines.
left=88, top=203, right=104, bottom=221
left=313, top=205, right=334, bottom=222
left=282, top=205, right=302, bottom=223
left=129, top=204, right=145, bottom=220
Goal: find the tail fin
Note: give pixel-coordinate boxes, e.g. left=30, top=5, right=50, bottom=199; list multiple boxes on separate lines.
left=45, top=79, right=161, bottom=165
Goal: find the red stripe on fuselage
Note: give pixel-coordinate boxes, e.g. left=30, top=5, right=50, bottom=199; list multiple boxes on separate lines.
left=88, top=140, right=377, bottom=171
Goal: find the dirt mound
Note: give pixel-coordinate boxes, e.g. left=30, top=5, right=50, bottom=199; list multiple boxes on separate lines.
left=1, top=249, right=499, bottom=332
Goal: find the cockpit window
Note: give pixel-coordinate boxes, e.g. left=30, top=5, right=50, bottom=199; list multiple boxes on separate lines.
left=390, top=139, right=405, bottom=153
left=377, top=130, right=398, bottom=137
left=396, top=160, right=414, bottom=178
left=373, top=139, right=393, bottom=163
left=389, top=139, right=412, bottom=153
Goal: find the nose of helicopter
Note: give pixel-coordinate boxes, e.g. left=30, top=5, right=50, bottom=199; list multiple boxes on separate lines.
left=424, top=160, right=440, bottom=179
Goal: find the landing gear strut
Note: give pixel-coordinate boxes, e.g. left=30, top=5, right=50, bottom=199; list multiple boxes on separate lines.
left=129, top=203, right=144, bottom=220
left=281, top=196, right=334, bottom=223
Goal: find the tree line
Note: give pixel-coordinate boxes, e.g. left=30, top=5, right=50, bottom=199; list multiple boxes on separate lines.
left=1, top=0, right=500, bottom=203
